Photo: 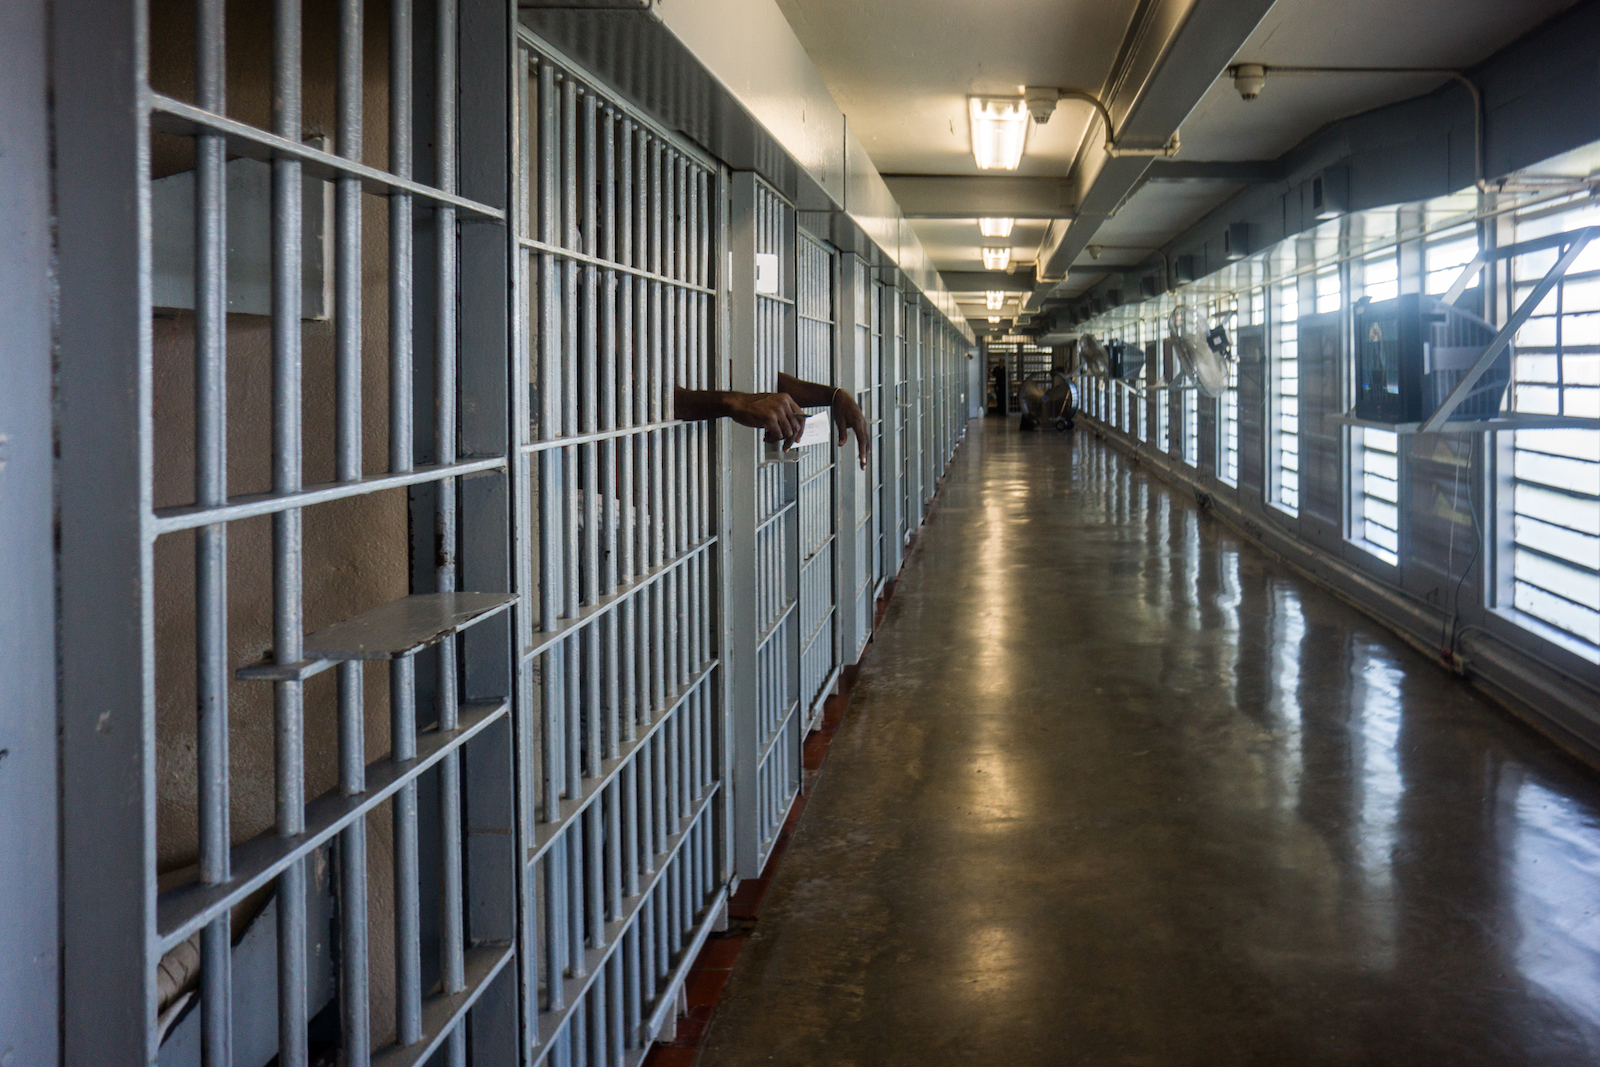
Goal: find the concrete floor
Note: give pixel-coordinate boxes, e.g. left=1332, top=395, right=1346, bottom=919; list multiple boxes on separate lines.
left=697, top=419, right=1600, bottom=1067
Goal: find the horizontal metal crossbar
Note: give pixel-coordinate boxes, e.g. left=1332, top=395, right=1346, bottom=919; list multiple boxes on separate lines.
left=755, top=500, right=797, bottom=535
left=522, top=538, right=716, bottom=661
left=534, top=789, right=722, bottom=1055
left=148, top=95, right=506, bottom=221
left=1327, top=412, right=1600, bottom=433
left=756, top=600, right=797, bottom=651
left=529, top=664, right=717, bottom=863
left=522, top=420, right=684, bottom=454
left=153, top=457, right=507, bottom=534
left=157, top=700, right=508, bottom=950
left=1487, top=225, right=1600, bottom=263
left=801, top=533, right=836, bottom=566
left=372, top=945, right=515, bottom=1067
left=643, top=891, right=728, bottom=1041
left=800, top=604, right=836, bottom=656
left=799, top=465, right=833, bottom=491
left=518, top=236, right=716, bottom=295
left=756, top=700, right=801, bottom=769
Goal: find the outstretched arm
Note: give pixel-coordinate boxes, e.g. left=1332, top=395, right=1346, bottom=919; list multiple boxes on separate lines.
left=776, top=373, right=870, bottom=470
left=674, top=386, right=809, bottom=449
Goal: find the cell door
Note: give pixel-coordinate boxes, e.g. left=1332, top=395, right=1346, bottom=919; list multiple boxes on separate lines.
left=870, top=279, right=888, bottom=600
left=744, top=176, right=803, bottom=873
left=57, top=0, right=520, bottom=1063
left=795, top=233, right=839, bottom=733
left=517, top=37, right=725, bottom=1062
left=887, top=289, right=909, bottom=562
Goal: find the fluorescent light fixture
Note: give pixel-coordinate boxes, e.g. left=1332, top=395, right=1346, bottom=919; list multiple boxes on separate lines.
left=982, top=247, right=1011, bottom=271
left=979, top=217, right=1015, bottom=238
left=985, top=291, right=1005, bottom=310
left=969, top=98, right=1029, bottom=171
left=988, top=316, right=1002, bottom=323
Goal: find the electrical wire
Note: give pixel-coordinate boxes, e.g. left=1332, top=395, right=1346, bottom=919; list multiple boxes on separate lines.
left=1442, top=436, right=1484, bottom=661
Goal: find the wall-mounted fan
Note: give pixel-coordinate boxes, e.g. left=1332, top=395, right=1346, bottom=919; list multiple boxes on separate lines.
left=1167, top=306, right=1207, bottom=386
left=1080, top=334, right=1110, bottom=379
left=1193, top=315, right=1235, bottom=397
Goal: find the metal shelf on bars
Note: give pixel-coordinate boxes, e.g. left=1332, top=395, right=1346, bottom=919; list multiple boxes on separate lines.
left=236, top=591, right=517, bottom=680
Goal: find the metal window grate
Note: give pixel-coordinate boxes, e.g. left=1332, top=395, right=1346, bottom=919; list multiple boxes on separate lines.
left=1509, top=202, right=1600, bottom=650
left=1274, top=279, right=1301, bottom=512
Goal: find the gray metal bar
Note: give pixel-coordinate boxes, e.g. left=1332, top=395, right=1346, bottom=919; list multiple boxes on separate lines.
left=153, top=458, right=506, bottom=533
left=433, top=0, right=466, bottom=1037
left=193, top=0, right=233, bottom=1060
left=338, top=663, right=370, bottom=1066
left=147, top=96, right=504, bottom=221
left=393, top=655, right=423, bottom=1045
left=336, top=0, right=363, bottom=484
left=156, top=702, right=506, bottom=951
left=391, top=0, right=415, bottom=475
left=271, top=1, right=309, bottom=1062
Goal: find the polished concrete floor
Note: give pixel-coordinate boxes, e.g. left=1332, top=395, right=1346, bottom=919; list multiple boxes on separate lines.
left=698, top=418, right=1600, bottom=1066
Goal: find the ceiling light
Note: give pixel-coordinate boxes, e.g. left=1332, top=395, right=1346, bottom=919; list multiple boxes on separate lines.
left=982, top=247, right=1012, bottom=271
left=988, top=316, right=1001, bottom=323
left=979, top=217, right=1015, bottom=238
left=969, top=97, right=1029, bottom=171
left=985, top=291, right=1005, bottom=310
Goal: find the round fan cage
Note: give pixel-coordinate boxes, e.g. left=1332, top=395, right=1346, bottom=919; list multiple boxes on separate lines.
left=1079, top=334, right=1110, bottom=379
left=1169, top=307, right=1233, bottom=398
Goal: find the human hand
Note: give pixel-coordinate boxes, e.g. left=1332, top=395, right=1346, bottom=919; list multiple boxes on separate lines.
left=831, top=389, right=871, bottom=470
left=727, top=391, right=808, bottom=449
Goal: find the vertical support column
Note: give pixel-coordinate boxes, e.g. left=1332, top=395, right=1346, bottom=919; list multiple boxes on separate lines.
left=459, top=0, right=518, bottom=1058
left=1, top=2, right=57, bottom=1063
left=725, top=172, right=761, bottom=880
left=835, top=255, right=863, bottom=667
left=713, top=168, right=737, bottom=887
left=54, top=0, right=152, bottom=1059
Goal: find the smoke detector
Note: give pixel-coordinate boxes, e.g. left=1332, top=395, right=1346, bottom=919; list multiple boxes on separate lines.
left=1232, top=65, right=1266, bottom=101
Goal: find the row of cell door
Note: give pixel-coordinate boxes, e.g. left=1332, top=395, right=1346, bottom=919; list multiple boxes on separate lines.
left=41, top=6, right=973, bottom=1065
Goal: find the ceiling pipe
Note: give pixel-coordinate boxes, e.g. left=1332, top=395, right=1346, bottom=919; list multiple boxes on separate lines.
left=1024, top=86, right=1182, bottom=158
left=1229, top=65, right=1484, bottom=189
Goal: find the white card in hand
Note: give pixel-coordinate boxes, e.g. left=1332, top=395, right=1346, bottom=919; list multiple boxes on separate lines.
left=793, top=410, right=832, bottom=447
left=764, top=408, right=832, bottom=461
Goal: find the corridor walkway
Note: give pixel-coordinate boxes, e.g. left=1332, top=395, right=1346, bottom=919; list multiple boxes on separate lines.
left=698, top=419, right=1600, bottom=1066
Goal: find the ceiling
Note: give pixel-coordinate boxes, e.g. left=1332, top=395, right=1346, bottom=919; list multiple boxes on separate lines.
left=774, top=0, right=1581, bottom=331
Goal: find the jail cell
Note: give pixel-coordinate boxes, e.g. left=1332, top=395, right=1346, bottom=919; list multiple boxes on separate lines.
left=517, top=39, right=723, bottom=1064
left=796, top=233, right=840, bottom=731
left=913, top=305, right=932, bottom=517
left=890, top=293, right=911, bottom=555
left=57, top=0, right=520, bottom=1062
left=745, top=177, right=804, bottom=872
left=850, top=267, right=881, bottom=656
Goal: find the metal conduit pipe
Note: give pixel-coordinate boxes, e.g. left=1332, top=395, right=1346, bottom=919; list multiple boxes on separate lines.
left=1025, top=86, right=1182, bottom=158
left=1229, top=66, right=1485, bottom=189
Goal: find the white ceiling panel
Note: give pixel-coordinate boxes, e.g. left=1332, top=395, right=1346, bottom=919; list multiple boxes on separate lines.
left=773, top=0, right=1145, bottom=177
left=1178, top=0, right=1580, bottom=162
